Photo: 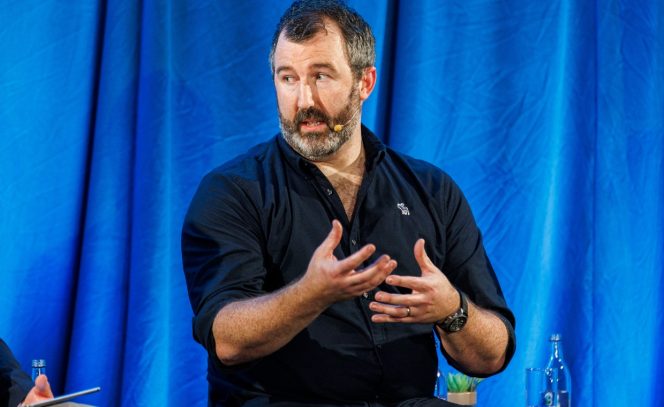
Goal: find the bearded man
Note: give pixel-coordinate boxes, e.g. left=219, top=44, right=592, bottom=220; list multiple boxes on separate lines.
left=182, top=1, right=515, bottom=406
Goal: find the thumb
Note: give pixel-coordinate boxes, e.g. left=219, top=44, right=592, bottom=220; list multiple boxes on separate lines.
left=317, top=220, right=343, bottom=256
left=34, top=374, right=53, bottom=398
left=414, top=239, right=436, bottom=274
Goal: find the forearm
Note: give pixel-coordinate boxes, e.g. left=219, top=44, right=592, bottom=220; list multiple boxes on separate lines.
left=209, top=222, right=394, bottom=366
left=436, top=300, right=509, bottom=376
left=212, top=279, right=327, bottom=366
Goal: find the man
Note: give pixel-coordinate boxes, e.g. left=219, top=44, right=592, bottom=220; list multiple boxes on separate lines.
left=1, top=339, right=54, bottom=407
left=182, top=1, right=515, bottom=406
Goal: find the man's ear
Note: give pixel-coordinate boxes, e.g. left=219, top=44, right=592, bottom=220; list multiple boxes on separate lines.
left=358, top=67, right=377, bottom=101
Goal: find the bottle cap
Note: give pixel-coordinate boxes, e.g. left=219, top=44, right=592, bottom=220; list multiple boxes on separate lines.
left=31, top=359, right=46, bottom=368
left=549, top=333, right=561, bottom=341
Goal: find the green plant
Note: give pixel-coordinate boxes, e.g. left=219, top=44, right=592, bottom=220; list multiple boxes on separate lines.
left=445, top=372, right=482, bottom=393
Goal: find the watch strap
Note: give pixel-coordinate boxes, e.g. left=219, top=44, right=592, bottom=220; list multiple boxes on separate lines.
left=435, top=287, right=468, bottom=332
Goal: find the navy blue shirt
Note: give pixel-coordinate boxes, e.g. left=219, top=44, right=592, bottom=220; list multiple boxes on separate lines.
left=182, top=127, right=515, bottom=406
left=1, top=339, right=32, bottom=407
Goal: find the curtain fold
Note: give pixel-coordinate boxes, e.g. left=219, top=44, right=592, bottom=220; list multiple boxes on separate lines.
left=594, top=1, right=664, bottom=405
left=1, top=1, right=662, bottom=405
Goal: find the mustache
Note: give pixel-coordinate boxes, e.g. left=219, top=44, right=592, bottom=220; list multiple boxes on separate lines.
left=295, top=107, right=330, bottom=127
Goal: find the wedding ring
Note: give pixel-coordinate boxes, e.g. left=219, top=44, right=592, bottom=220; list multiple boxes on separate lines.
left=406, top=306, right=411, bottom=317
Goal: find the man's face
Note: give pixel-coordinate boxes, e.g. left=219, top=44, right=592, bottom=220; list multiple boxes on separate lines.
left=273, top=21, right=361, bottom=161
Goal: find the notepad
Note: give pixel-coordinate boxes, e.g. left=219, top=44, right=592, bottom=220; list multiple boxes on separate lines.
left=25, top=386, right=101, bottom=407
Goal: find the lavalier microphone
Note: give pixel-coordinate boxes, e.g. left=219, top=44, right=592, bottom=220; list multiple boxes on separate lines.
left=331, top=108, right=360, bottom=133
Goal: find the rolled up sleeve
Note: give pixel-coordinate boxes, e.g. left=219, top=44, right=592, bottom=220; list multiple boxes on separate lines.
left=182, top=171, right=266, bottom=358
left=438, top=174, right=516, bottom=375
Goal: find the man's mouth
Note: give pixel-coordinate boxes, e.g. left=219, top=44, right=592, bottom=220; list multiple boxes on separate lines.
left=299, top=119, right=327, bottom=131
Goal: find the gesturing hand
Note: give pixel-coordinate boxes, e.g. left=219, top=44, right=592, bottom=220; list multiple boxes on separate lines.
left=369, top=239, right=459, bottom=323
left=301, top=220, right=398, bottom=307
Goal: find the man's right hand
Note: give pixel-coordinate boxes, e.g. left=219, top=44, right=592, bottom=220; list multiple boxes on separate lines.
left=213, top=220, right=396, bottom=365
left=21, top=374, right=54, bottom=406
left=300, top=220, right=397, bottom=307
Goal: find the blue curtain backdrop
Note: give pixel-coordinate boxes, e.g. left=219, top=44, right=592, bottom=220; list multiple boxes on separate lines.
left=1, top=0, right=662, bottom=406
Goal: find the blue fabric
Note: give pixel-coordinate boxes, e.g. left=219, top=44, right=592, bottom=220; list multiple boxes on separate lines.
left=0, top=1, right=661, bottom=406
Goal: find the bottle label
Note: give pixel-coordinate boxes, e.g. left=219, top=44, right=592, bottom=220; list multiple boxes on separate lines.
left=558, top=390, right=570, bottom=407
left=544, top=391, right=553, bottom=406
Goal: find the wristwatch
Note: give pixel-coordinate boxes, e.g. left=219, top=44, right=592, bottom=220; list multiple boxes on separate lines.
left=435, top=288, right=468, bottom=333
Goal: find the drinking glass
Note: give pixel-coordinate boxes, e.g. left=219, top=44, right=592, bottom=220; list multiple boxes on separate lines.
left=525, top=367, right=552, bottom=407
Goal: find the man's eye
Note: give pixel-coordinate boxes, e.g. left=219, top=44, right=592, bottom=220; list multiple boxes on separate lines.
left=282, top=76, right=295, bottom=83
left=316, top=73, right=328, bottom=80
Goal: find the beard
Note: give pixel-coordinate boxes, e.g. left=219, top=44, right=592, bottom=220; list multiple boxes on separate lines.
left=279, top=86, right=360, bottom=162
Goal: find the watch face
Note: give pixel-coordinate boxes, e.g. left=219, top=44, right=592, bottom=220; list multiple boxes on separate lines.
left=448, top=315, right=468, bottom=332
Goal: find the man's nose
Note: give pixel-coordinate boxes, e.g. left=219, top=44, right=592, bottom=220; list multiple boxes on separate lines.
left=297, top=82, right=314, bottom=109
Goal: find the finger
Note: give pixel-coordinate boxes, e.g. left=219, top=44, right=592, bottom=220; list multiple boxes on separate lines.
left=357, top=254, right=392, bottom=274
left=34, top=374, right=53, bottom=398
left=370, top=308, right=414, bottom=324
left=347, top=257, right=397, bottom=288
left=384, top=274, right=428, bottom=291
left=335, top=243, right=377, bottom=272
left=373, top=290, right=422, bottom=306
left=369, top=301, right=411, bottom=316
left=414, top=239, right=437, bottom=274
left=317, top=220, right=343, bottom=256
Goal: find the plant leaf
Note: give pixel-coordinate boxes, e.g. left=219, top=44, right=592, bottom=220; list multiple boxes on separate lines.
left=445, top=372, right=482, bottom=392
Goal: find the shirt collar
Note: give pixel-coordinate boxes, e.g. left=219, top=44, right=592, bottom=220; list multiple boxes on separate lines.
left=276, top=124, right=386, bottom=173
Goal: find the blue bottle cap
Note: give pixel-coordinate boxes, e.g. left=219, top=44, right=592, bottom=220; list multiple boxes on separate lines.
left=31, top=359, right=46, bottom=368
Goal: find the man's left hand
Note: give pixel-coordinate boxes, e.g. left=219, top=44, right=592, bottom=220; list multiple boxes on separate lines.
left=369, top=239, right=458, bottom=323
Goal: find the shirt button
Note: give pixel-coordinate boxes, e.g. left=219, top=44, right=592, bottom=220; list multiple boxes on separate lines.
left=363, top=292, right=369, bottom=299
left=326, top=188, right=333, bottom=195
left=351, top=239, right=357, bottom=245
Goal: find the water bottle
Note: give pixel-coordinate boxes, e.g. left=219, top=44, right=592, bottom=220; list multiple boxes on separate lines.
left=433, top=369, right=446, bottom=399
left=545, top=334, right=571, bottom=407
left=31, top=359, right=46, bottom=382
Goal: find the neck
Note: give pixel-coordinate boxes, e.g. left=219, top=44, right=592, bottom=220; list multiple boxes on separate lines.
left=313, top=126, right=364, bottom=176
